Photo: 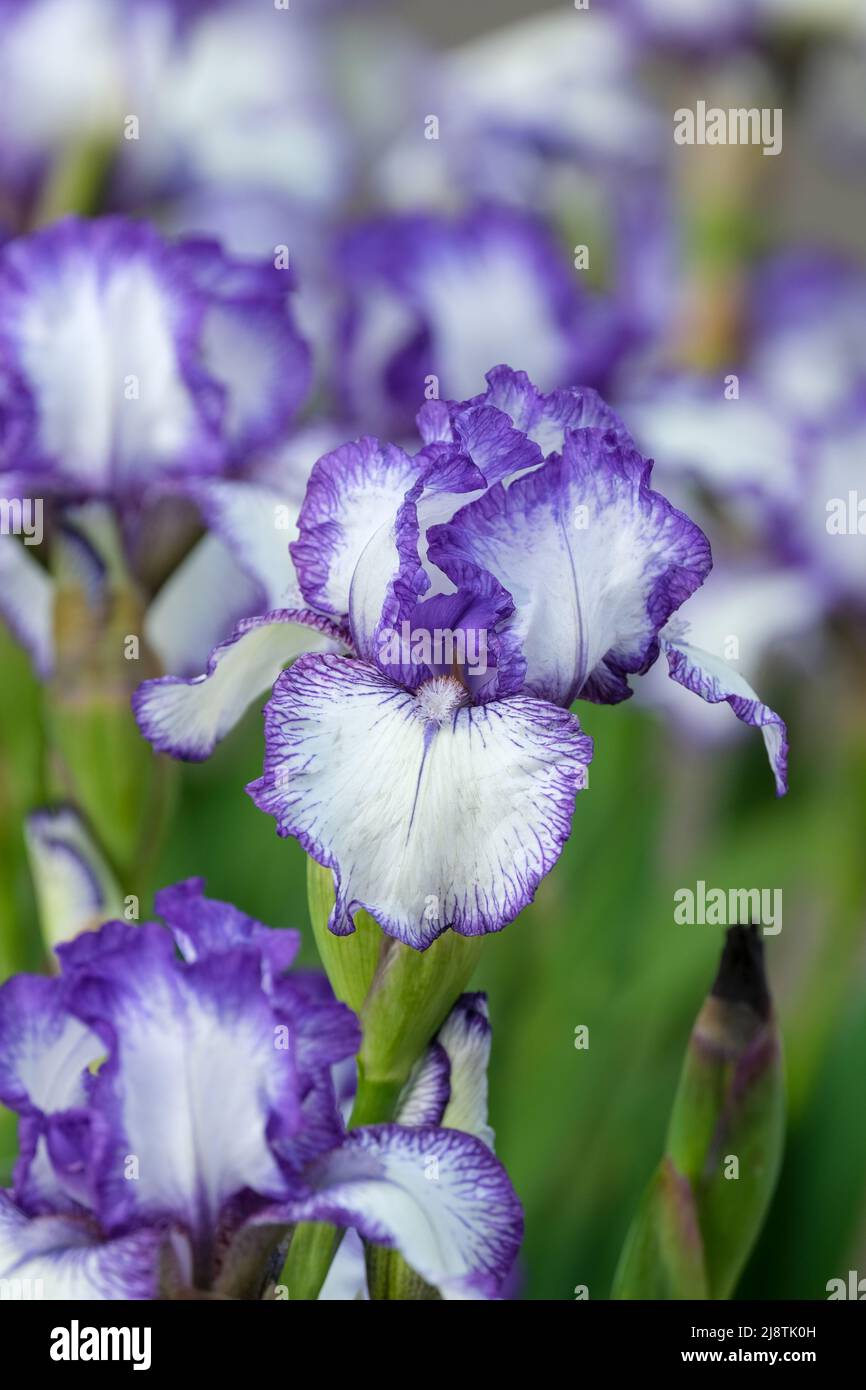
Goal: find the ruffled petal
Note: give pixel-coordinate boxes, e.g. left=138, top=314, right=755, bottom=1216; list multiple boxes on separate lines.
left=429, top=427, right=712, bottom=706
left=468, top=364, right=635, bottom=457
left=154, top=877, right=301, bottom=984
left=133, top=609, right=347, bottom=761
left=662, top=634, right=789, bottom=796
left=153, top=880, right=359, bottom=1175
left=268, top=973, right=362, bottom=1176
left=445, top=403, right=544, bottom=485
left=248, top=653, right=593, bottom=947
left=282, top=1124, right=523, bottom=1300
left=347, top=449, right=487, bottom=664
left=0, top=973, right=102, bottom=1212
left=290, top=437, right=419, bottom=615
left=0, top=534, right=54, bottom=676
left=0, top=1192, right=162, bottom=1300
left=24, top=806, right=124, bottom=952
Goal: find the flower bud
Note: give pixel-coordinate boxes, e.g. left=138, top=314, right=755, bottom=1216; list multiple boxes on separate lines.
left=613, top=925, right=784, bottom=1299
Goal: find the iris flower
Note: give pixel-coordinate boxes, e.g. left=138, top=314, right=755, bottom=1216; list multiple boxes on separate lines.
left=0, top=213, right=310, bottom=678
left=0, top=879, right=522, bottom=1300
left=137, top=367, right=787, bottom=950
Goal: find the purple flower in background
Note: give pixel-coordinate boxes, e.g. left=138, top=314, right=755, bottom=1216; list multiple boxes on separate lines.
left=116, top=0, right=350, bottom=217
left=609, top=0, right=762, bottom=56
left=0, top=0, right=353, bottom=228
left=375, top=9, right=662, bottom=210
left=615, top=249, right=866, bottom=758
left=0, top=0, right=123, bottom=214
left=0, top=215, right=309, bottom=498
left=0, top=879, right=523, bottom=1300
left=137, top=365, right=787, bottom=949
left=371, top=12, right=676, bottom=382
left=0, top=213, right=310, bottom=678
left=623, top=251, right=866, bottom=613
left=336, top=206, right=627, bottom=436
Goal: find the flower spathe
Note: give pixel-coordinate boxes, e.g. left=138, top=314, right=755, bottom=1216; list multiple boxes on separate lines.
left=0, top=880, right=523, bottom=1300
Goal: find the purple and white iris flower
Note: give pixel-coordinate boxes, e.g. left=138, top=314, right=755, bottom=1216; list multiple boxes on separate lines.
left=0, top=879, right=523, bottom=1300
left=0, top=213, right=310, bottom=678
left=136, top=366, right=787, bottom=951
left=116, top=0, right=350, bottom=219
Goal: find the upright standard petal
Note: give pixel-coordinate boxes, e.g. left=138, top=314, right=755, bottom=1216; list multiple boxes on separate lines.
left=62, top=923, right=300, bottom=1261
left=282, top=1124, right=523, bottom=1300
left=0, top=217, right=223, bottom=496
left=465, top=364, right=635, bottom=458
left=248, top=653, right=593, bottom=947
left=290, top=437, right=420, bottom=616
left=430, top=427, right=712, bottom=707
left=662, top=634, right=789, bottom=796
left=133, top=608, right=347, bottom=761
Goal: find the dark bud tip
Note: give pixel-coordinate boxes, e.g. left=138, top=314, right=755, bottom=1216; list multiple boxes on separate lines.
left=710, top=923, right=771, bottom=1020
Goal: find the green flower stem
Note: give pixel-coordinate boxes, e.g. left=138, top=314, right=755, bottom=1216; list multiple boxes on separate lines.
left=45, top=512, right=169, bottom=895
left=307, top=857, right=483, bottom=1094
left=347, top=1071, right=404, bottom=1129
left=32, top=133, right=116, bottom=226
left=280, top=1223, right=342, bottom=1302
left=365, top=1244, right=440, bottom=1302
